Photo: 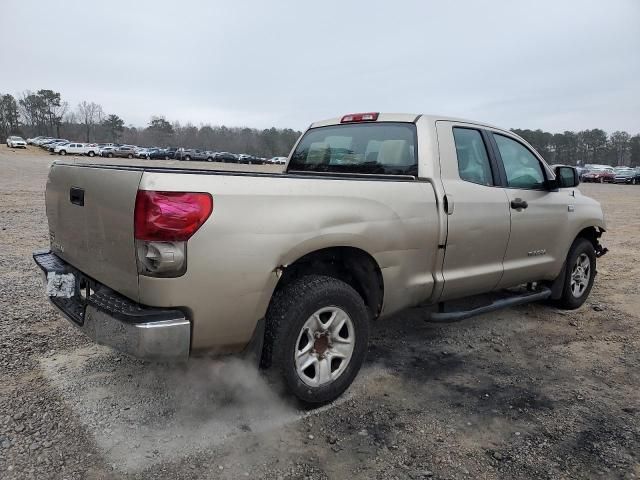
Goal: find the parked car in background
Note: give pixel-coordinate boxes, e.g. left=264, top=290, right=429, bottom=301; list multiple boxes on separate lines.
left=135, top=147, right=152, bottom=159
left=103, top=146, right=136, bottom=158
left=268, top=156, right=288, bottom=165
left=582, top=166, right=615, bottom=183
left=6, top=136, right=27, bottom=148
left=41, top=138, right=68, bottom=149
left=47, top=141, right=69, bottom=153
left=613, top=167, right=640, bottom=185
left=27, top=136, right=45, bottom=145
left=54, top=142, right=99, bottom=157
left=212, top=152, right=237, bottom=163
left=34, top=137, right=54, bottom=146
left=174, top=148, right=211, bottom=161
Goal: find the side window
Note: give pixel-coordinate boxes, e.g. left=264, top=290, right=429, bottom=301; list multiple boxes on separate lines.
left=452, top=127, right=493, bottom=186
left=494, top=134, right=545, bottom=189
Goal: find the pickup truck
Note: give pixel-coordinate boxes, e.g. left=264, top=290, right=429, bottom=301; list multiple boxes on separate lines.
left=34, top=113, right=607, bottom=404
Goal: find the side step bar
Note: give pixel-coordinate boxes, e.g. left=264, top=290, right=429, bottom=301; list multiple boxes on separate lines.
left=427, top=287, right=552, bottom=323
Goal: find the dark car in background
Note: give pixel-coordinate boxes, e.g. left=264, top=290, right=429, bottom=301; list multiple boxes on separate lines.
left=613, top=167, right=640, bottom=185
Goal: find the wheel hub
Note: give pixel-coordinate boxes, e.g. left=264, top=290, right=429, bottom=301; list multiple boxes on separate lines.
left=313, top=332, right=330, bottom=355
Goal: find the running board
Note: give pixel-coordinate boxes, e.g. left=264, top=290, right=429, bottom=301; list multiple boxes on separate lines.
left=427, top=287, right=552, bottom=323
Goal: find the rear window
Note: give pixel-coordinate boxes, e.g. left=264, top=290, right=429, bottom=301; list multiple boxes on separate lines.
left=288, top=122, right=418, bottom=175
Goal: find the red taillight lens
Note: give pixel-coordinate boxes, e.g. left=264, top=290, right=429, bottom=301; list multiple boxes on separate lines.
left=134, top=191, right=213, bottom=241
left=340, top=112, right=379, bottom=123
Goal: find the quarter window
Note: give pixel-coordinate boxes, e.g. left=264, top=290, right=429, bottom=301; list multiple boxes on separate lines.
left=494, top=134, right=545, bottom=189
left=452, top=128, right=493, bottom=186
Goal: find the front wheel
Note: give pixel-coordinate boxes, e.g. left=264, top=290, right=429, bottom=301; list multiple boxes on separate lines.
left=127, top=154, right=133, bottom=159
left=556, top=238, right=596, bottom=309
left=262, top=275, right=370, bottom=405
left=59, top=150, right=66, bottom=156
left=632, top=178, right=637, bottom=185
left=88, top=151, right=95, bottom=157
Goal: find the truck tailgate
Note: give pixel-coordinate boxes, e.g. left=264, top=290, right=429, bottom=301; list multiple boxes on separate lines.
left=45, top=163, right=142, bottom=301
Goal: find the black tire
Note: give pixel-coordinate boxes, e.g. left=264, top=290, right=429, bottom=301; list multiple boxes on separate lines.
left=88, top=151, right=95, bottom=157
left=207, top=157, right=213, bottom=162
left=127, top=154, right=133, bottom=159
left=185, top=155, right=191, bottom=161
left=599, top=177, right=604, bottom=183
left=262, top=275, right=370, bottom=405
left=557, top=238, right=596, bottom=309
left=59, top=150, right=66, bottom=156
left=108, top=153, right=114, bottom=158
left=164, top=155, right=170, bottom=160
left=632, top=178, right=637, bottom=185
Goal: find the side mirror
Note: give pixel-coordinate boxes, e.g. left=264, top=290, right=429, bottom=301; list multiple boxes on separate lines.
left=554, top=166, right=580, bottom=188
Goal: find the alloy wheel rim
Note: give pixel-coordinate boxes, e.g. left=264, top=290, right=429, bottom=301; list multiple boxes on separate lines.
left=294, top=306, right=355, bottom=387
left=570, top=253, right=591, bottom=298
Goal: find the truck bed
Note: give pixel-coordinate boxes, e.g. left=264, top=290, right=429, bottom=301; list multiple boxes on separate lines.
left=63, top=157, right=285, bottom=174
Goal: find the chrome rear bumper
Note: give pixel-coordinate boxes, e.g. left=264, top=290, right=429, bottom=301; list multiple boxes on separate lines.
left=33, top=250, right=190, bottom=361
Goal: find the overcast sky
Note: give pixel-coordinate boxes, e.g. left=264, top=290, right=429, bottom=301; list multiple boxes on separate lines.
left=1, top=0, right=638, bottom=133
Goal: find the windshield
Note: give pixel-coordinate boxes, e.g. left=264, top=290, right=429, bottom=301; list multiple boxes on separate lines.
left=288, top=122, right=418, bottom=175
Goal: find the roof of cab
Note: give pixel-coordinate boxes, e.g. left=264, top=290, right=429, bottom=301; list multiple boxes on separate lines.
left=309, top=113, right=504, bottom=131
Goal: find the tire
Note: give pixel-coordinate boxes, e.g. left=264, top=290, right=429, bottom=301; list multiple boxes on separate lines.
left=88, top=151, right=95, bottom=157
left=556, top=238, right=596, bottom=310
left=207, top=157, right=213, bottom=162
left=185, top=155, right=191, bottom=161
left=262, top=275, right=370, bottom=405
left=165, top=155, right=170, bottom=160
left=632, top=178, right=637, bottom=185
left=59, top=150, right=66, bottom=156
left=108, top=153, right=114, bottom=158
left=127, top=154, right=133, bottom=159
left=598, top=177, right=604, bottom=183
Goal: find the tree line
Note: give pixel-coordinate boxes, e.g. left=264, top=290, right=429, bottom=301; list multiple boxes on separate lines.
left=0, top=89, right=300, bottom=158
left=1, top=88, right=639, bottom=164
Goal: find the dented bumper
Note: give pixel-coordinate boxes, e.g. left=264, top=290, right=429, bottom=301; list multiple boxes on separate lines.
left=33, top=250, right=191, bottom=361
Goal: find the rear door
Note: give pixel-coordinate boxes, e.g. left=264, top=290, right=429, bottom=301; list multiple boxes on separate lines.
left=487, top=131, right=570, bottom=287
left=46, top=163, right=143, bottom=300
left=436, top=121, right=511, bottom=300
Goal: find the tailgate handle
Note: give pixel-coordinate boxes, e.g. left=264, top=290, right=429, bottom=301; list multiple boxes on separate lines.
left=70, top=187, right=84, bottom=206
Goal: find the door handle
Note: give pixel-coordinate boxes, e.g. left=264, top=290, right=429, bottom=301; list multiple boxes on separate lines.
left=510, top=198, right=528, bottom=210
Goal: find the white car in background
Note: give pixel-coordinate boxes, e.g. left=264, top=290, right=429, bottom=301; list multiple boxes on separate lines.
left=269, top=156, right=288, bottom=164
left=6, top=136, right=27, bottom=148
left=54, top=142, right=99, bottom=157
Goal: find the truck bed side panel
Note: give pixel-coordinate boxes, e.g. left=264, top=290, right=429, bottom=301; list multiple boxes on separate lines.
left=138, top=173, right=440, bottom=352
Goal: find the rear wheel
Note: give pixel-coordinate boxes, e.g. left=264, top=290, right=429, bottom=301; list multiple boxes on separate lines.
left=599, top=177, right=604, bottom=183
left=557, top=238, right=596, bottom=309
left=127, top=154, right=133, bottom=159
left=262, top=275, right=370, bottom=405
left=632, top=178, right=637, bottom=185
left=88, top=151, right=95, bottom=157
left=108, top=153, right=114, bottom=158
left=185, top=155, right=191, bottom=161
left=165, top=155, right=170, bottom=160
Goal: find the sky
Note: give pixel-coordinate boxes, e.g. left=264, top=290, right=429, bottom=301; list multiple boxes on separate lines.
left=1, top=0, right=639, bottom=133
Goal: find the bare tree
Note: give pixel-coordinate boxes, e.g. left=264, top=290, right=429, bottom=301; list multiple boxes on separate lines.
left=77, top=101, right=103, bottom=142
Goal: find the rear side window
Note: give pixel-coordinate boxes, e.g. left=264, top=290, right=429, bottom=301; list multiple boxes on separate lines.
left=494, top=134, right=545, bottom=189
left=452, top=128, right=493, bottom=186
left=289, top=123, right=417, bottom=175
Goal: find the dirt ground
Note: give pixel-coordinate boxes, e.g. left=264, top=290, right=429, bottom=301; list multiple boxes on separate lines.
left=0, top=145, right=638, bottom=480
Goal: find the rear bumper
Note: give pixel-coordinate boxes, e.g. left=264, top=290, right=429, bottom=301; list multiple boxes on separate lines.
left=33, top=250, right=190, bottom=361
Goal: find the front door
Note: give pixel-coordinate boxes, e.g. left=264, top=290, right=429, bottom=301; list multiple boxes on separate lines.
left=488, top=132, right=570, bottom=287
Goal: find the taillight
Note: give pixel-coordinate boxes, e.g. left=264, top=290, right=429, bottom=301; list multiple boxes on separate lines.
left=340, top=112, right=379, bottom=123
left=134, top=190, right=213, bottom=242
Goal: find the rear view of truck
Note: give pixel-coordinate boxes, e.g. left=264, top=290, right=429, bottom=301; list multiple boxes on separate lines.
left=35, top=162, right=214, bottom=360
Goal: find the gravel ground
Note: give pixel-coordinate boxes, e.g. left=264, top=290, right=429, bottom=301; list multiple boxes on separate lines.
left=1, top=146, right=639, bottom=480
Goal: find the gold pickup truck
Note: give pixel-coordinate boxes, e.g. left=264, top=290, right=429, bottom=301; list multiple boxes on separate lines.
left=34, top=113, right=607, bottom=404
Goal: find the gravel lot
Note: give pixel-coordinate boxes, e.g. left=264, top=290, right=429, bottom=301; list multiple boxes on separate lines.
left=1, top=146, right=639, bottom=480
